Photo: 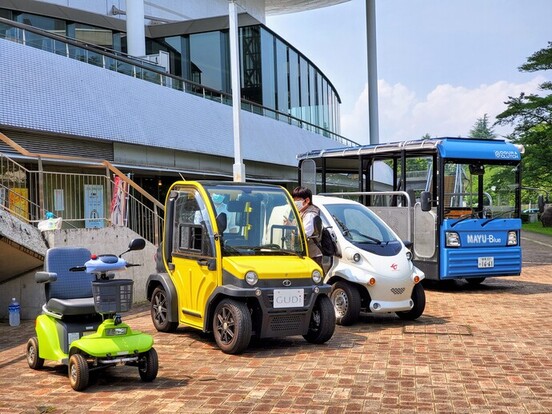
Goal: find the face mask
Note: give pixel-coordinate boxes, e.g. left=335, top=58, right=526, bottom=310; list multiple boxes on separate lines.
left=212, top=194, right=224, bottom=204
left=294, top=200, right=304, bottom=210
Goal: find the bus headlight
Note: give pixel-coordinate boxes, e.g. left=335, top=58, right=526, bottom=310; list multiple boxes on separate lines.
left=445, top=231, right=461, bottom=247
left=507, top=231, right=518, bottom=246
left=245, top=271, right=258, bottom=286
left=312, top=269, right=322, bottom=284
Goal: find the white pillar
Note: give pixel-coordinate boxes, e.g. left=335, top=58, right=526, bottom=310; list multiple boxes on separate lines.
left=229, top=1, right=246, bottom=182
left=126, top=0, right=146, bottom=57
left=366, top=0, right=379, bottom=144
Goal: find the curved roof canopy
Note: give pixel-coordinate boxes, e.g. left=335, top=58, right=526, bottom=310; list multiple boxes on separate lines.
left=265, top=0, right=350, bottom=15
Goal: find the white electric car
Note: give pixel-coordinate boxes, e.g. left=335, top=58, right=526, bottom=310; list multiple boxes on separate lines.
left=313, top=195, right=426, bottom=325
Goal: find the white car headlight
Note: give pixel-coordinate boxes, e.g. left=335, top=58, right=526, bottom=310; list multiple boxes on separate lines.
left=345, top=248, right=361, bottom=263
left=245, top=271, right=258, bottom=286
left=312, top=269, right=322, bottom=284
left=507, top=230, right=518, bottom=246
left=445, top=231, right=460, bottom=247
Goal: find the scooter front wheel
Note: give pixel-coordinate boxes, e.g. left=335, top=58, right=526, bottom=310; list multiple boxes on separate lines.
left=69, top=353, right=89, bottom=391
left=138, top=348, right=158, bottom=382
left=26, top=337, right=44, bottom=370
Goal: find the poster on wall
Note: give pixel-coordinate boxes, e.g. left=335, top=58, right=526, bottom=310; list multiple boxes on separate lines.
left=9, top=188, right=29, bottom=221
left=110, top=176, right=128, bottom=226
left=54, top=189, right=65, bottom=212
left=84, top=185, right=104, bottom=228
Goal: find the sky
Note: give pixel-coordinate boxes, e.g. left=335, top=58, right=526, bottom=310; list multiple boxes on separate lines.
left=266, top=0, right=552, bottom=145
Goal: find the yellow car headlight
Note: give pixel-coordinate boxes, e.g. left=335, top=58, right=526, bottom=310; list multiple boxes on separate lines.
left=245, top=271, right=258, bottom=286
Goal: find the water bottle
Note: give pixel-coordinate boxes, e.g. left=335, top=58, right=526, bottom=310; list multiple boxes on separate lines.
left=8, top=298, right=20, bottom=327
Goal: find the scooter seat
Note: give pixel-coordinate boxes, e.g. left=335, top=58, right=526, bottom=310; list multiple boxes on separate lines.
left=47, top=297, right=96, bottom=316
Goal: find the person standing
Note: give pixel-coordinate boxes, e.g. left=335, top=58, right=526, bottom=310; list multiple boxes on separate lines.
left=291, top=186, right=323, bottom=267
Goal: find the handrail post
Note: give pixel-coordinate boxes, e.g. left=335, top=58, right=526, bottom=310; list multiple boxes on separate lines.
left=105, top=166, right=112, bottom=227
left=153, top=205, right=160, bottom=246
left=37, top=156, right=45, bottom=220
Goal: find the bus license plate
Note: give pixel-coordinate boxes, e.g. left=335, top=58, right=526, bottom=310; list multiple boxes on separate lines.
left=478, top=257, right=494, bottom=268
left=273, top=289, right=304, bottom=308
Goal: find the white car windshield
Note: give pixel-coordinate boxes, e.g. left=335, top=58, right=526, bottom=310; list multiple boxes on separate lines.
left=323, top=203, right=398, bottom=244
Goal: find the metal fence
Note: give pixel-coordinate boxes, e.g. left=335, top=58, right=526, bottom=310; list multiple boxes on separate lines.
left=0, top=152, right=163, bottom=244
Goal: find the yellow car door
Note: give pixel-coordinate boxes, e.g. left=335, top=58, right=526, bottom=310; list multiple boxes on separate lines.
left=169, top=186, right=220, bottom=329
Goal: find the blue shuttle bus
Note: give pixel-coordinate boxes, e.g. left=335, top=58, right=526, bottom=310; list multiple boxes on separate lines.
left=298, top=137, right=524, bottom=284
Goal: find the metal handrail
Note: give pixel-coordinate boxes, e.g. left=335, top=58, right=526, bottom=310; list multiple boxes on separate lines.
left=0, top=133, right=163, bottom=243
left=0, top=17, right=358, bottom=147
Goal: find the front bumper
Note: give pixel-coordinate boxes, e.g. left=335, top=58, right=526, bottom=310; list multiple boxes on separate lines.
left=368, top=298, right=413, bottom=313
left=214, top=282, right=331, bottom=338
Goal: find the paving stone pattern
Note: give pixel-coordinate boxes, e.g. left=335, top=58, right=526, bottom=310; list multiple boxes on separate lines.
left=1, top=232, right=551, bottom=413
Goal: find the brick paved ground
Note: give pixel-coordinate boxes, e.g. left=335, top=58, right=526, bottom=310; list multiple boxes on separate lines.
left=1, top=232, right=551, bottom=413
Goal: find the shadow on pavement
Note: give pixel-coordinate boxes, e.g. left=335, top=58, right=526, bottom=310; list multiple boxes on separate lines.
left=423, top=277, right=552, bottom=295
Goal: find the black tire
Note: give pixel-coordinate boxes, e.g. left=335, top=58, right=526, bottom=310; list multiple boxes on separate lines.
left=26, top=337, right=44, bottom=370
left=303, top=295, right=336, bottom=344
left=397, top=283, right=426, bottom=321
left=212, top=299, right=252, bottom=354
left=138, top=348, right=159, bottom=382
left=68, top=353, right=89, bottom=391
left=151, top=286, right=178, bottom=333
left=330, top=281, right=361, bottom=326
left=466, top=277, right=486, bottom=286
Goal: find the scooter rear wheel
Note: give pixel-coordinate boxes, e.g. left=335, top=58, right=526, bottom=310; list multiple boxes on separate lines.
left=26, top=337, right=44, bottom=370
left=138, top=348, right=158, bottom=382
left=69, top=353, right=89, bottom=391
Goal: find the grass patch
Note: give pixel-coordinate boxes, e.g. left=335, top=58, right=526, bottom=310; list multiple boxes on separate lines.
left=522, top=222, right=552, bottom=237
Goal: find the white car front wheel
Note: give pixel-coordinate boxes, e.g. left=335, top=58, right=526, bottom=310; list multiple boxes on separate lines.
left=330, top=281, right=361, bottom=326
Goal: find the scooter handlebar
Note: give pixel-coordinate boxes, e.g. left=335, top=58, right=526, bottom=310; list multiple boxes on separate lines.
left=68, top=256, right=141, bottom=273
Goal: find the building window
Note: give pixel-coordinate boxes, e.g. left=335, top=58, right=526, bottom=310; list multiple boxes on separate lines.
left=260, top=27, right=276, bottom=115
left=189, top=31, right=230, bottom=93
left=240, top=26, right=262, bottom=103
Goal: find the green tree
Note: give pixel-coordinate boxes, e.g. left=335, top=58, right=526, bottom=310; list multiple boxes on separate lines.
left=495, top=42, right=552, bottom=190
left=469, top=114, right=496, bottom=138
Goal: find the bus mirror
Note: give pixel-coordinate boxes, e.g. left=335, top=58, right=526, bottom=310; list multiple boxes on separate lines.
left=420, top=191, right=431, bottom=212
left=469, top=164, right=485, bottom=176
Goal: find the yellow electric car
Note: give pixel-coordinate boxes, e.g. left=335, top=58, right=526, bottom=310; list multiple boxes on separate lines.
left=147, top=181, right=335, bottom=354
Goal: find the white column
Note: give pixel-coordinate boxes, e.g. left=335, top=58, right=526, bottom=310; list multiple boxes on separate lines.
left=229, top=1, right=246, bottom=182
left=126, top=0, right=146, bottom=57
left=366, top=0, right=379, bottom=144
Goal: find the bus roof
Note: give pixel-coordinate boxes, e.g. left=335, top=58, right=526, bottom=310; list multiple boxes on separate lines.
left=297, top=137, right=522, bottom=162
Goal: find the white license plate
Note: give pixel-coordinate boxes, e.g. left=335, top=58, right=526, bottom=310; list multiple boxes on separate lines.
left=478, top=257, right=494, bottom=268
left=273, top=289, right=304, bottom=309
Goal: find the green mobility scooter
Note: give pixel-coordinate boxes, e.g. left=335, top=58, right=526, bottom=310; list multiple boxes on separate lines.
left=26, top=238, right=158, bottom=391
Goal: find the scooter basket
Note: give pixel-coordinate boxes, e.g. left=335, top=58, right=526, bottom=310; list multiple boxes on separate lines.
left=91, top=279, right=133, bottom=313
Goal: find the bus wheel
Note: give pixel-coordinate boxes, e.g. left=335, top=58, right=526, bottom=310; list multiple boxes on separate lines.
left=466, top=277, right=486, bottom=286
left=330, top=281, right=361, bottom=326
left=397, top=284, right=426, bottom=320
left=213, top=299, right=251, bottom=354
left=303, top=295, right=336, bottom=344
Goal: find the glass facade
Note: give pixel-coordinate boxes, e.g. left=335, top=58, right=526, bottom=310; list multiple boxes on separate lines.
left=151, top=25, right=341, bottom=136
left=1, top=8, right=341, bottom=137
